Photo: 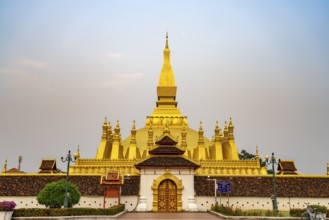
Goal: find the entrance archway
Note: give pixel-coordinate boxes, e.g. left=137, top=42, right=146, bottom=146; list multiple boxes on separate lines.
left=151, top=171, right=183, bottom=211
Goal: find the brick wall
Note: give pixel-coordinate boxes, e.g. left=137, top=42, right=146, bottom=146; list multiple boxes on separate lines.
left=195, top=176, right=329, bottom=197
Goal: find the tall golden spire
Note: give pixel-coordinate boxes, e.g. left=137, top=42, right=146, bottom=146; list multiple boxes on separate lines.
left=159, top=32, right=175, bottom=86
left=156, top=33, right=177, bottom=108
left=147, top=33, right=185, bottom=128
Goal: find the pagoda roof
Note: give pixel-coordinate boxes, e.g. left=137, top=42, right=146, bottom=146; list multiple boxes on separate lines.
left=149, top=145, right=185, bottom=155
left=277, top=160, right=299, bottom=175
left=155, top=135, right=178, bottom=145
left=135, top=156, right=199, bottom=169
left=101, top=172, right=123, bottom=186
left=38, top=159, right=58, bottom=174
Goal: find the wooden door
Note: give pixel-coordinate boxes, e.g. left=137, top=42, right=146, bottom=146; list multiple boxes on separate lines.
left=158, top=179, right=177, bottom=212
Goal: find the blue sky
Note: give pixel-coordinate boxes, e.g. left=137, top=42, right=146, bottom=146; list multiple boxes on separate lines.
left=0, top=0, right=329, bottom=174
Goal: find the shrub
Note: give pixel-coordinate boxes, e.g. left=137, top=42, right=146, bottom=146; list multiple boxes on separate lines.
left=310, top=205, right=327, bottom=214
left=212, top=204, right=245, bottom=216
left=37, top=179, right=80, bottom=208
left=290, top=205, right=328, bottom=217
left=12, top=204, right=125, bottom=217
left=0, top=201, right=16, bottom=211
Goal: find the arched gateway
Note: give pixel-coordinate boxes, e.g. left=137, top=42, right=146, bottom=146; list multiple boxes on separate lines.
left=151, top=172, right=184, bottom=211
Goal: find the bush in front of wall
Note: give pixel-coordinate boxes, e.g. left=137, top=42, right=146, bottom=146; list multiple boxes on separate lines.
left=0, top=201, right=16, bottom=211
left=37, top=179, right=80, bottom=208
left=290, top=208, right=305, bottom=217
left=12, top=204, right=125, bottom=217
left=290, top=205, right=328, bottom=217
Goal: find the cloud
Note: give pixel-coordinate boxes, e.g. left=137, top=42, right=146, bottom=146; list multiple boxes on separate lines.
left=86, top=72, right=144, bottom=89
left=0, top=68, right=25, bottom=76
left=108, top=53, right=125, bottom=59
left=16, top=59, right=48, bottom=69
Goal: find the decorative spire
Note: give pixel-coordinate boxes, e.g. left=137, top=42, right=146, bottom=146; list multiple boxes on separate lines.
left=131, top=120, right=137, bottom=145
left=198, top=121, right=205, bottom=145
left=164, top=120, right=170, bottom=134
left=214, top=121, right=220, bottom=142
left=115, top=120, right=120, bottom=132
left=107, top=121, right=112, bottom=141
left=74, top=145, right=80, bottom=160
left=147, top=122, right=154, bottom=149
left=102, top=117, right=108, bottom=140
left=219, top=128, right=223, bottom=140
left=2, top=159, right=7, bottom=173
left=224, top=121, right=229, bottom=140
left=113, top=120, right=121, bottom=141
left=181, top=123, right=187, bottom=149
left=228, top=117, right=235, bottom=140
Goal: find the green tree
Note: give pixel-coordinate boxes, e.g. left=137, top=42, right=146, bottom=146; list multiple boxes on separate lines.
left=238, top=149, right=256, bottom=160
left=37, top=179, right=80, bottom=208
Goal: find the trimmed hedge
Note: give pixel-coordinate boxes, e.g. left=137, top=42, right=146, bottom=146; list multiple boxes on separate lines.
left=212, top=204, right=284, bottom=217
left=290, top=208, right=305, bottom=217
left=290, top=205, right=327, bottom=217
left=12, top=204, right=125, bottom=217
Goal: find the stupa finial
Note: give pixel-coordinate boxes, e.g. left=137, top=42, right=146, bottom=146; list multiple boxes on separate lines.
left=165, top=32, right=169, bottom=49
left=132, top=120, right=136, bottom=130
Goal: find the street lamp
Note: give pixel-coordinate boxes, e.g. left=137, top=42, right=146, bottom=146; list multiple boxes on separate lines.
left=206, top=176, right=218, bottom=205
left=61, top=150, right=75, bottom=208
left=264, top=152, right=278, bottom=213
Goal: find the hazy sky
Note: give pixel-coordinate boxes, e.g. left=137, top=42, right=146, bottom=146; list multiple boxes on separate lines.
left=0, top=1, right=328, bottom=174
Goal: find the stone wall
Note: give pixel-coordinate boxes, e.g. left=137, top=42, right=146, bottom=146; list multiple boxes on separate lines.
left=0, top=175, right=139, bottom=196
left=195, top=176, right=329, bottom=197
left=1, top=174, right=329, bottom=198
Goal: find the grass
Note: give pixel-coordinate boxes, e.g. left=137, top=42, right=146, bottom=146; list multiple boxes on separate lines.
left=243, top=209, right=290, bottom=217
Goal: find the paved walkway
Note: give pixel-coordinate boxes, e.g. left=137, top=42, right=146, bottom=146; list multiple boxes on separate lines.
left=118, top=212, right=219, bottom=219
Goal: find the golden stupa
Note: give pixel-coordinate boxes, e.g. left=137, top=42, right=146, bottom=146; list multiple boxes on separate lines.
left=70, top=34, right=267, bottom=176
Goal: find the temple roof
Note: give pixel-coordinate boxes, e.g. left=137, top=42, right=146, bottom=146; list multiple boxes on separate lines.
left=149, top=146, right=185, bottom=155
left=277, top=160, right=299, bottom=175
left=38, top=159, right=58, bottom=174
left=135, top=156, right=199, bottom=169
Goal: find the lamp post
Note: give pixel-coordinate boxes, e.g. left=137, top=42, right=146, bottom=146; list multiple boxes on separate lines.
left=61, top=150, right=75, bottom=208
left=264, top=152, right=278, bottom=213
left=207, top=176, right=218, bottom=205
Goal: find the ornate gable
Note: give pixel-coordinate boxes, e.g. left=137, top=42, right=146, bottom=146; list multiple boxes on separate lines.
left=277, top=160, right=299, bottom=175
